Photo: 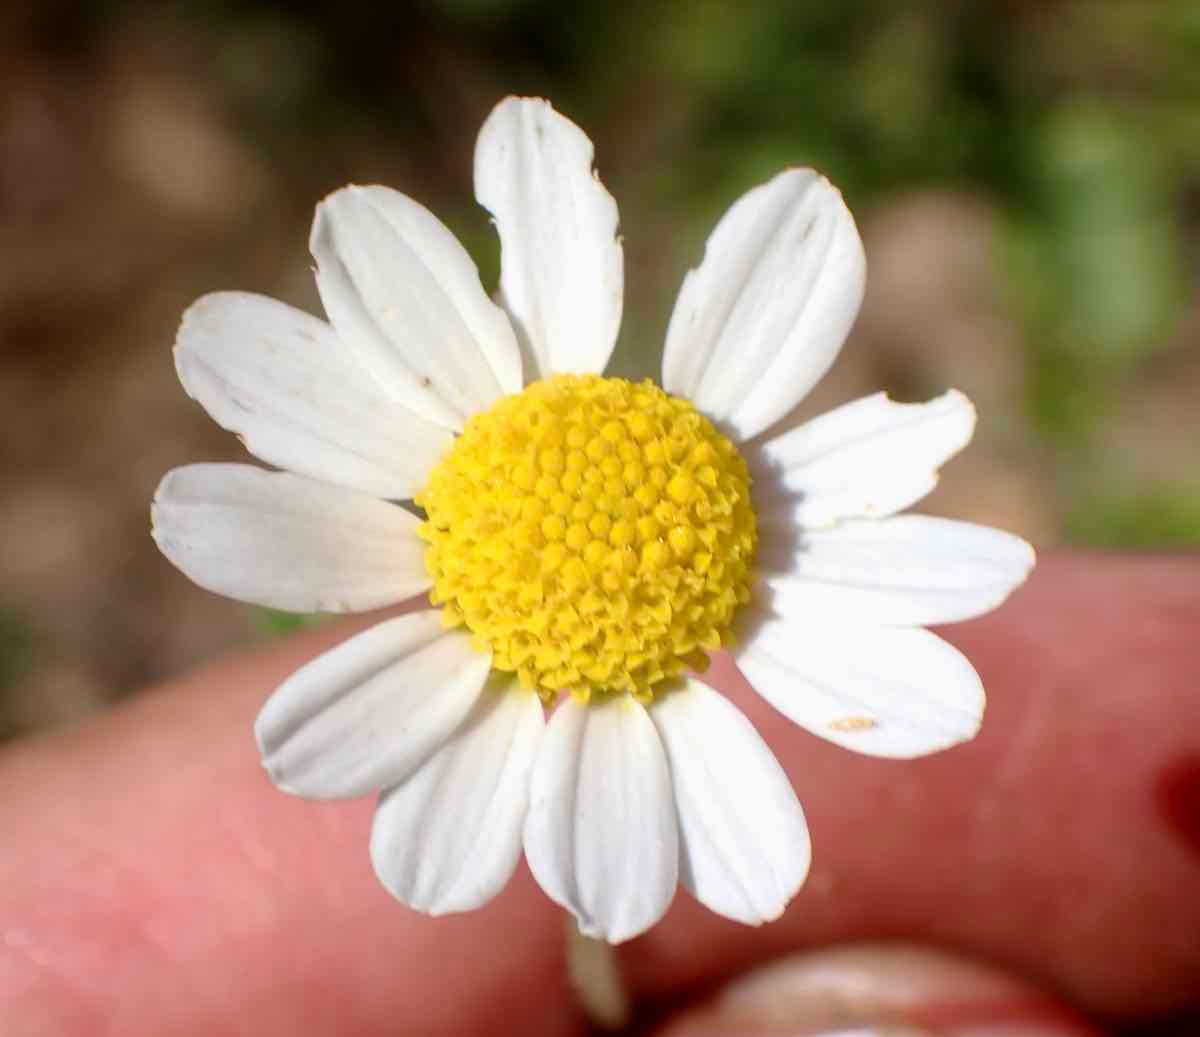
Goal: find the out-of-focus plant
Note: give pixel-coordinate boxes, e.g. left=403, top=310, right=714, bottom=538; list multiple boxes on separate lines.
left=0, top=610, right=35, bottom=738
left=163, top=0, right=1200, bottom=561
left=1066, top=483, right=1200, bottom=549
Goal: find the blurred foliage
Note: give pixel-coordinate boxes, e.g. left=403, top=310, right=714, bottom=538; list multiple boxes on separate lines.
left=1066, top=483, right=1200, bottom=549
left=211, top=0, right=1198, bottom=548
left=254, top=609, right=326, bottom=637
left=0, top=610, right=35, bottom=737
left=22, top=0, right=1199, bottom=551
left=0, top=610, right=34, bottom=692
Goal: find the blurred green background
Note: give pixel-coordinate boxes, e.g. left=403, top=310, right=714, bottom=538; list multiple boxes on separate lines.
left=1, top=0, right=1197, bottom=739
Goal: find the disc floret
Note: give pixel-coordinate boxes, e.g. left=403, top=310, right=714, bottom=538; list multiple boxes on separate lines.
left=416, top=375, right=755, bottom=702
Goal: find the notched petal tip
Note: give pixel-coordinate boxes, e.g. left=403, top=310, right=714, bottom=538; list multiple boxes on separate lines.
left=257, top=753, right=303, bottom=798
left=486, top=94, right=554, bottom=117
left=662, top=165, right=866, bottom=443
left=308, top=184, right=385, bottom=256
left=310, top=180, right=524, bottom=423
left=523, top=696, right=678, bottom=944
left=751, top=385, right=982, bottom=528
left=308, top=189, right=337, bottom=250
left=173, top=289, right=456, bottom=498
left=474, top=93, right=623, bottom=381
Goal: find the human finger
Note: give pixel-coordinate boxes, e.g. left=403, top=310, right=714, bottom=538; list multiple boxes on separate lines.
left=0, top=607, right=584, bottom=1036
left=621, top=553, right=1200, bottom=1027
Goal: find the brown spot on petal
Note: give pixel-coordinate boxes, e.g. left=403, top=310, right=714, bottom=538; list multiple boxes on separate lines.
left=830, top=716, right=877, bottom=732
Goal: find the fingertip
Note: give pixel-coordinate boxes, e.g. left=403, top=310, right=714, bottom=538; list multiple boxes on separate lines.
left=649, top=945, right=1102, bottom=1037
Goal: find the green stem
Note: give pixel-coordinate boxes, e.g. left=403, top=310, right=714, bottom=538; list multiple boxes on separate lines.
left=565, top=916, right=630, bottom=1030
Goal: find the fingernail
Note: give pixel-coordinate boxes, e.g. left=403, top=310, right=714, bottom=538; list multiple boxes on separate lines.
left=766, top=1028, right=938, bottom=1037
left=653, top=944, right=1101, bottom=1036
left=753, top=1028, right=938, bottom=1037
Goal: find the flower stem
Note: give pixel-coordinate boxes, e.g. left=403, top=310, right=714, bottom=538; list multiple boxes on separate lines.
left=565, top=916, right=630, bottom=1030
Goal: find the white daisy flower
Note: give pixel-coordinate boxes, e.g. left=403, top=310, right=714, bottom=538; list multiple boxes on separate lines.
left=152, top=96, right=1034, bottom=943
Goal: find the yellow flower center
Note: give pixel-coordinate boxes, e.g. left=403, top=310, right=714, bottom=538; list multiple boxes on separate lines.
left=416, top=375, right=756, bottom=702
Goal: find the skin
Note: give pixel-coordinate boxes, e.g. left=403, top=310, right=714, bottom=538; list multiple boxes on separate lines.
left=0, top=553, right=1197, bottom=1034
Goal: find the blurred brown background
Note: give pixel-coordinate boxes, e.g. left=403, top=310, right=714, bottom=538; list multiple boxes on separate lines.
left=1, top=0, right=1197, bottom=740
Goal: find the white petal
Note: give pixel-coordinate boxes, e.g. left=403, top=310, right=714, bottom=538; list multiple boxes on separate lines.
left=761, top=515, right=1036, bottom=627
left=650, top=680, right=810, bottom=925
left=474, top=96, right=623, bottom=380
left=152, top=464, right=428, bottom=612
left=175, top=292, right=453, bottom=499
left=370, top=679, right=544, bottom=914
left=737, top=610, right=985, bottom=757
left=255, top=612, right=491, bottom=799
left=310, top=185, right=522, bottom=429
left=753, top=390, right=975, bottom=528
left=524, top=696, right=678, bottom=943
left=662, top=169, right=865, bottom=442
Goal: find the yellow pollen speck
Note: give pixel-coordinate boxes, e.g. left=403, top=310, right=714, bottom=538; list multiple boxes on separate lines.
left=415, top=375, right=757, bottom=702
left=830, top=716, right=878, bottom=732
